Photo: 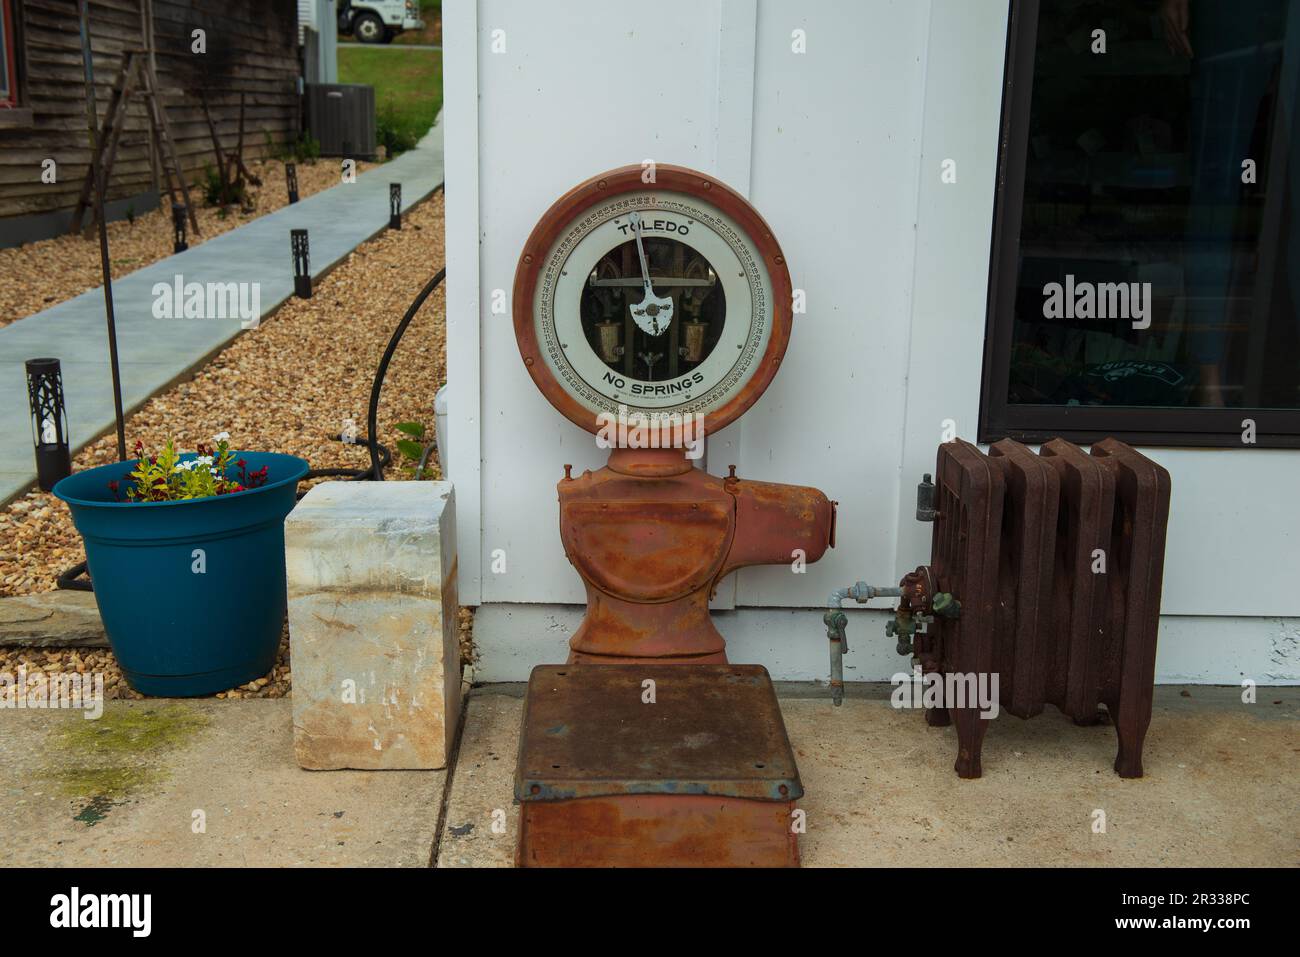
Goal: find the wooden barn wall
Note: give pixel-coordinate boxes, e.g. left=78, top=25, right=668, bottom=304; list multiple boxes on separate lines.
left=0, top=0, right=300, bottom=221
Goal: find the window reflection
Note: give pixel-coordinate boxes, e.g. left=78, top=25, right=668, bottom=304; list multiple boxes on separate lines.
left=1009, top=0, right=1299, bottom=411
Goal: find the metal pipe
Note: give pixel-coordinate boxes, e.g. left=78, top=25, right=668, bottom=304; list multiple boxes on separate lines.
left=822, top=582, right=905, bottom=706
left=78, top=0, right=127, bottom=463
left=823, top=606, right=848, bottom=706
left=414, top=439, right=437, bottom=480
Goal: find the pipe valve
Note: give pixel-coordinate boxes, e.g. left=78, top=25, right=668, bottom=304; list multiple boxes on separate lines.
left=932, top=592, right=961, bottom=618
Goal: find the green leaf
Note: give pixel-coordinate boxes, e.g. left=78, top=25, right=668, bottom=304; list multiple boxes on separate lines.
left=395, top=421, right=425, bottom=439
left=396, top=439, right=424, bottom=461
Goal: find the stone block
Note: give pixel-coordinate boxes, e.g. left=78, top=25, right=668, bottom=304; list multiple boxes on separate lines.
left=285, top=481, right=460, bottom=770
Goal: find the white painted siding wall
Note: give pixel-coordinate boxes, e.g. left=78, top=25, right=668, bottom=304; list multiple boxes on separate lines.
left=297, top=0, right=316, bottom=43
left=444, top=0, right=1300, bottom=683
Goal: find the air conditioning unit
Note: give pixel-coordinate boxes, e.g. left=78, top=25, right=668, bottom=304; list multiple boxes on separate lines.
left=304, top=83, right=376, bottom=158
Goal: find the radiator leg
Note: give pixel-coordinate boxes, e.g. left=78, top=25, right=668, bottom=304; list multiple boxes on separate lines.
left=951, top=707, right=989, bottom=779
left=1110, top=699, right=1149, bottom=778
left=1072, top=708, right=1108, bottom=727
left=923, top=665, right=951, bottom=726
left=925, top=705, right=951, bottom=727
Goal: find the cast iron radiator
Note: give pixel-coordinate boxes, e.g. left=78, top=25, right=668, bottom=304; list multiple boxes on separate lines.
left=902, top=437, right=1171, bottom=779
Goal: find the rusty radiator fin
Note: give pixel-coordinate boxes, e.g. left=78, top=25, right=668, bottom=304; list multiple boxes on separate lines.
left=930, top=439, right=1003, bottom=682
left=915, top=440, right=1003, bottom=776
left=988, top=439, right=1058, bottom=719
left=1040, top=438, right=1115, bottom=723
left=1091, top=438, right=1172, bottom=777
left=913, top=437, right=1171, bottom=779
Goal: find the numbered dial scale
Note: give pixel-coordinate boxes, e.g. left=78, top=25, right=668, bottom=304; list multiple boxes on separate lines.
left=513, top=165, right=793, bottom=435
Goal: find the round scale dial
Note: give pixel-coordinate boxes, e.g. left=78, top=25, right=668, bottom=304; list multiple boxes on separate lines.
left=514, top=165, right=792, bottom=435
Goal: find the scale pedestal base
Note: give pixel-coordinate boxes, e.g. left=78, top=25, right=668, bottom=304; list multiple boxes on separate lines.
left=514, top=664, right=801, bottom=867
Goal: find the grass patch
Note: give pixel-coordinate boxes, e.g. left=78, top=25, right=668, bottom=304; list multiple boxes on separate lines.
left=339, top=46, right=443, bottom=155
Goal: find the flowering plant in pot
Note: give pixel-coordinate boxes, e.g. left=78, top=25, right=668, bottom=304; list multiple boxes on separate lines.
left=112, top=435, right=270, bottom=501
left=54, top=433, right=309, bottom=697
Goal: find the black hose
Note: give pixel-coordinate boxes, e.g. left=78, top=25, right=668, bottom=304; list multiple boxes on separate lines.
left=56, top=268, right=447, bottom=591
left=58, top=560, right=93, bottom=592
left=366, top=267, right=446, bottom=481
left=298, top=431, right=393, bottom=495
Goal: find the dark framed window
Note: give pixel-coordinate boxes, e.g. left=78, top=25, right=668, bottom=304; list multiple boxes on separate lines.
left=981, top=0, right=1300, bottom=448
left=0, top=0, right=18, bottom=108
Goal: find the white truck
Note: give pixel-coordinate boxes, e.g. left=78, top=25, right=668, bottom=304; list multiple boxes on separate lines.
left=337, top=0, right=425, bottom=45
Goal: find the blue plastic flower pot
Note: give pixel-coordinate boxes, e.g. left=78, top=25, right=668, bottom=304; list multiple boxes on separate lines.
left=53, top=452, right=310, bottom=697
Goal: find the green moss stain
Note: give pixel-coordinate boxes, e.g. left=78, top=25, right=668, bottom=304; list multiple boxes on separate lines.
left=51, top=764, right=159, bottom=801
left=42, top=704, right=210, bottom=824
left=52, top=703, right=208, bottom=755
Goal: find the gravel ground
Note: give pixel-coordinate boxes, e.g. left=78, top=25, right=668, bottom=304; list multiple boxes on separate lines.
left=0, top=156, right=376, bottom=328
left=0, top=189, right=472, bottom=700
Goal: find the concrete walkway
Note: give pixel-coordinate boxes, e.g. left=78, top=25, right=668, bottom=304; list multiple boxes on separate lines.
left=0, top=122, right=444, bottom=506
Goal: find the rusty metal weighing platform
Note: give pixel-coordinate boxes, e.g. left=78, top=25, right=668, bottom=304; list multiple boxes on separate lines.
left=515, top=664, right=802, bottom=867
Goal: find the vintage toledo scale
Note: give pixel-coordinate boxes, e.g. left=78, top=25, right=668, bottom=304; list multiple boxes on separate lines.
left=511, top=165, right=835, bottom=867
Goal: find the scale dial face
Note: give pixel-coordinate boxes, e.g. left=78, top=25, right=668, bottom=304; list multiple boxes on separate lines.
left=513, top=165, right=793, bottom=435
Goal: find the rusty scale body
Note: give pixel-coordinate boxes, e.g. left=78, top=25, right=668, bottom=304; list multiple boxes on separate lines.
left=511, top=165, right=834, bottom=866
left=560, top=447, right=834, bottom=664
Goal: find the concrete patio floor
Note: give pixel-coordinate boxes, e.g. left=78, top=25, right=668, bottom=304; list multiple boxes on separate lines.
left=437, top=684, right=1299, bottom=868
left=0, top=699, right=444, bottom=867
left=1, top=685, right=1294, bottom=867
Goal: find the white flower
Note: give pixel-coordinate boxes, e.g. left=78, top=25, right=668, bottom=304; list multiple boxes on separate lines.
left=172, top=463, right=187, bottom=473
left=212, top=431, right=230, bottom=443
left=195, top=455, right=214, bottom=467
